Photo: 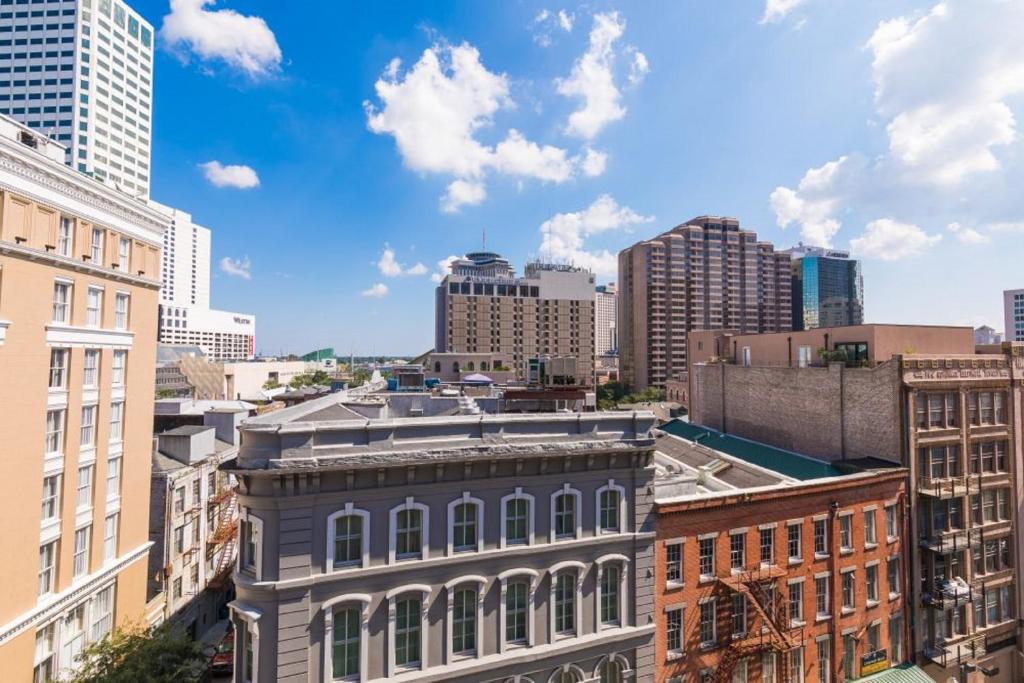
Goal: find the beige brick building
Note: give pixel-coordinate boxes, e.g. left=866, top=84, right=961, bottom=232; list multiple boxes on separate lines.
left=435, top=252, right=596, bottom=383
left=0, top=117, right=165, bottom=681
left=617, top=215, right=792, bottom=392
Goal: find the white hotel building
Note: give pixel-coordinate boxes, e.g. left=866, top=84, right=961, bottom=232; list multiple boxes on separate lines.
left=0, top=0, right=154, bottom=198
left=152, top=202, right=256, bottom=361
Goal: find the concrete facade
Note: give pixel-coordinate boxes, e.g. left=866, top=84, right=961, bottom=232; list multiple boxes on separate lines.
left=1004, top=289, right=1024, bottom=343
left=0, top=116, right=164, bottom=680
left=596, top=283, right=617, bottom=357
left=617, top=215, right=792, bottom=393
left=223, top=401, right=658, bottom=682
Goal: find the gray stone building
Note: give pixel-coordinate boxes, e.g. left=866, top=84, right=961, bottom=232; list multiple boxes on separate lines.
left=223, top=393, right=657, bottom=682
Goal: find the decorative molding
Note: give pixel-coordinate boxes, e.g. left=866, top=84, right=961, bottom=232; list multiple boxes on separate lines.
left=0, top=242, right=160, bottom=290
left=46, top=324, right=134, bottom=349
left=0, top=542, right=151, bottom=645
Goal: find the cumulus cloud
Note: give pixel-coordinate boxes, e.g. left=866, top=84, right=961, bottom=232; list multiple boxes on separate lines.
left=361, top=283, right=389, bottom=298
left=365, top=42, right=580, bottom=210
left=161, top=0, right=282, bottom=78
left=431, top=255, right=461, bottom=283
left=377, top=245, right=427, bottom=277
left=538, top=195, right=653, bottom=277
left=866, top=1, right=1024, bottom=186
left=850, top=218, right=942, bottom=260
left=558, top=10, right=575, bottom=32
left=557, top=12, right=629, bottom=140
left=769, top=156, right=863, bottom=247
left=626, top=48, right=649, bottom=86
left=946, top=222, right=990, bottom=245
left=580, top=148, right=608, bottom=177
left=200, top=161, right=260, bottom=189
left=219, top=255, right=251, bottom=279
left=761, top=0, right=810, bottom=24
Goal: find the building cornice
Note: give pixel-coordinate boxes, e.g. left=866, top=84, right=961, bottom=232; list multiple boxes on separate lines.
left=45, top=323, right=135, bottom=349
left=0, top=542, right=152, bottom=646
left=0, top=240, right=161, bottom=289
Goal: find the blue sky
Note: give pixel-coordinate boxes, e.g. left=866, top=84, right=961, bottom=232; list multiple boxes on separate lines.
left=139, top=0, right=1024, bottom=356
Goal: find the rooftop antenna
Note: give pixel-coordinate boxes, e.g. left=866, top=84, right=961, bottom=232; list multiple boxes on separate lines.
left=482, top=226, right=486, bottom=251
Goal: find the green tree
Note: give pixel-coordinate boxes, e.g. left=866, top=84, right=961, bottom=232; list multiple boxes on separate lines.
left=262, top=379, right=282, bottom=390
left=70, top=622, right=209, bottom=683
left=287, top=370, right=333, bottom=389
left=154, top=388, right=176, bottom=399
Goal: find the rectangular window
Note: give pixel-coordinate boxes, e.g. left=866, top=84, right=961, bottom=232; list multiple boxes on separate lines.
left=601, top=566, right=620, bottom=625
left=666, top=607, right=683, bottom=653
left=841, top=571, right=855, bottom=609
left=730, top=532, right=746, bottom=569
left=76, top=465, right=93, bottom=508
left=174, top=525, right=185, bottom=555
left=554, top=573, right=576, bottom=634
left=395, top=598, right=422, bottom=666
left=117, top=237, right=130, bottom=270
left=887, top=557, right=900, bottom=596
left=109, top=402, right=124, bottom=442
left=106, top=456, right=121, bottom=498
left=172, top=577, right=182, bottom=600
left=843, top=635, right=856, bottom=679
left=699, top=537, right=715, bottom=577
left=864, top=510, right=876, bottom=545
left=83, top=349, right=99, bottom=387
left=103, top=513, right=118, bottom=560
left=453, top=502, right=478, bottom=552
left=731, top=593, right=747, bottom=637
left=86, top=286, right=102, bottom=326
left=90, top=228, right=104, bottom=263
left=554, top=493, right=576, bottom=539
left=395, top=508, right=423, bottom=559
left=788, top=582, right=803, bottom=624
left=333, top=514, right=363, bottom=567
left=48, top=348, right=68, bottom=389
left=114, top=293, right=129, bottom=329
left=599, top=488, right=620, bottom=532
left=45, top=409, right=65, bottom=454
left=814, top=519, right=827, bottom=555
left=890, top=614, right=904, bottom=663
left=505, top=498, right=528, bottom=545
left=866, top=565, right=878, bottom=603
left=111, top=350, right=126, bottom=385
left=173, top=486, right=185, bottom=513
left=52, top=281, right=71, bottom=323
left=38, top=541, right=57, bottom=595
left=57, top=217, right=73, bottom=256
left=666, top=542, right=682, bottom=585
left=505, top=581, right=528, bottom=644
left=699, top=599, right=716, bottom=646
left=90, top=586, right=113, bottom=642
left=41, top=475, right=61, bottom=522
left=816, top=639, right=831, bottom=683
left=79, top=405, right=97, bottom=447
left=885, top=505, right=897, bottom=540
left=815, top=577, right=829, bottom=617
left=788, top=523, right=802, bottom=561
left=839, top=515, right=852, bottom=551
left=73, top=526, right=90, bottom=577
left=760, top=528, right=774, bottom=565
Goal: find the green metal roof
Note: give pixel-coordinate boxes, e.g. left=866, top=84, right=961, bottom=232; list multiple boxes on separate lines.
left=660, top=419, right=845, bottom=481
left=852, top=663, right=934, bottom=683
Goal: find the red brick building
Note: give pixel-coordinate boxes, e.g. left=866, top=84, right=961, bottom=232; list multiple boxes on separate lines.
left=654, top=424, right=909, bottom=682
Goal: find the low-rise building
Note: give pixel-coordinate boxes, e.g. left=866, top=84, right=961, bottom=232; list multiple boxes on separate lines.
left=146, top=411, right=243, bottom=635
left=654, top=421, right=910, bottom=682
left=222, top=399, right=658, bottom=681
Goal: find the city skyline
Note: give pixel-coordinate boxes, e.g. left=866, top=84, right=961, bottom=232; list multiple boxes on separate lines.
left=124, top=0, right=1021, bottom=355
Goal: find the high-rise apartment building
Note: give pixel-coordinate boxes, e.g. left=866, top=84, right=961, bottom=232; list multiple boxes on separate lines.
left=1003, top=289, right=1024, bottom=342
left=0, top=117, right=165, bottom=679
left=225, top=396, right=657, bottom=681
left=0, top=0, right=154, bottom=197
left=595, top=282, right=617, bottom=357
left=785, top=244, right=864, bottom=331
left=617, top=215, right=792, bottom=391
left=151, top=202, right=256, bottom=361
left=435, top=251, right=596, bottom=382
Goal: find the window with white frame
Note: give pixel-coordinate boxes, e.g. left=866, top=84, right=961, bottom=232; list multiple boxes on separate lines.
left=864, top=509, right=877, bottom=545
left=391, top=592, right=426, bottom=672
left=104, top=513, right=118, bottom=560
left=866, top=564, right=879, bottom=603
left=61, top=604, right=86, bottom=671
left=550, top=485, right=581, bottom=542
left=52, top=281, right=71, bottom=324
left=90, top=228, right=104, bottom=263
left=790, top=646, right=805, bottom=683
left=41, top=475, right=61, bottom=522
left=90, top=585, right=114, bottom=641
left=109, top=402, right=124, bottom=442
left=38, top=541, right=57, bottom=596
left=887, top=557, right=900, bottom=597
left=597, top=656, right=627, bottom=683
left=239, top=512, right=263, bottom=579
left=730, top=531, right=746, bottom=569
left=762, top=652, right=777, bottom=683
left=731, top=593, right=747, bottom=637
left=699, top=598, right=716, bottom=646
left=500, top=569, right=537, bottom=651
left=83, top=349, right=100, bottom=388
left=816, top=638, right=830, bottom=683
left=80, top=405, right=97, bottom=447
left=328, top=507, right=368, bottom=571
left=841, top=570, right=855, bottom=610
left=86, top=286, right=102, bottom=327
left=77, top=465, right=93, bottom=508
left=666, top=541, right=683, bottom=586
left=33, top=622, right=56, bottom=683
left=815, top=576, right=829, bottom=617
left=330, top=605, right=362, bottom=680
left=391, top=499, right=428, bottom=562
left=554, top=572, right=577, bottom=636
left=885, top=505, right=897, bottom=540
left=501, top=489, right=534, bottom=547
left=699, top=536, right=716, bottom=578
left=45, top=409, right=65, bottom=455
left=597, top=480, right=625, bottom=534
left=839, top=514, right=853, bottom=552
left=114, top=292, right=129, bottom=329
left=57, top=217, right=73, bottom=257
left=451, top=585, right=479, bottom=657
left=118, top=237, right=130, bottom=271
left=788, top=522, right=802, bottom=562
left=173, top=486, right=185, bottom=513
left=448, top=493, right=483, bottom=554
left=789, top=581, right=804, bottom=624
left=666, top=606, right=683, bottom=655
left=601, top=566, right=620, bottom=625
left=760, top=527, right=774, bottom=564
left=239, top=617, right=258, bottom=683
left=73, top=526, right=91, bottom=577
left=111, top=350, right=126, bottom=386
left=48, top=349, right=69, bottom=389
left=813, top=519, right=828, bottom=555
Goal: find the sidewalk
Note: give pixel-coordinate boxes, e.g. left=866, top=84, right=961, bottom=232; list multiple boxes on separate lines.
left=198, top=618, right=230, bottom=647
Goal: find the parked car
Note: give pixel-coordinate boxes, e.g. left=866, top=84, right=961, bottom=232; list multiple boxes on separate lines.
left=209, top=630, right=234, bottom=677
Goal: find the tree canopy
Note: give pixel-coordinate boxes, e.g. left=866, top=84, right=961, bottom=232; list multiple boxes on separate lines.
left=69, top=622, right=209, bottom=683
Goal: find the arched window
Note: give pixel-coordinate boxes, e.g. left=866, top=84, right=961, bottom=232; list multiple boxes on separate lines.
left=550, top=485, right=582, bottom=542
left=594, top=654, right=630, bottom=683
left=444, top=575, right=486, bottom=663
left=386, top=585, right=431, bottom=676
left=434, top=361, right=441, bottom=373
left=481, top=362, right=490, bottom=371
left=389, top=498, right=429, bottom=563
left=322, top=594, right=370, bottom=683
left=548, top=560, right=585, bottom=641
left=501, top=488, right=535, bottom=547
left=547, top=665, right=585, bottom=683
left=453, top=362, right=460, bottom=373
left=596, top=480, right=627, bottom=535
left=326, top=504, right=370, bottom=572
left=447, top=493, right=484, bottom=555
left=467, top=361, right=475, bottom=371
left=595, top=554, right=630, bottom=632
left=498, top=568, right=539, bottom=651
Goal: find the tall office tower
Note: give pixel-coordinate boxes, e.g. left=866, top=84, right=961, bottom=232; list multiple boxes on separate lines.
left=0, top=117, right=165, bottom=678
left=617, top=215, right=792, bottom=391
left=150, top=202, right=256, bottom=361
left=595, top=282, right=617, bottom=357
left=0, top=0, right=154, bottom=197
left=785, top=244, right=864, bottom=330
left=1004, top=289, right=1024, bottom=342
left=435, top=251, right=596, bottom=382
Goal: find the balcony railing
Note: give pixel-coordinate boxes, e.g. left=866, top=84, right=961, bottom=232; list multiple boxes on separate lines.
left=923, top=578, right=972, bottom=610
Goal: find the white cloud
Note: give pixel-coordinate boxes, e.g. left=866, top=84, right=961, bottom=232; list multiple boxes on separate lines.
left=556, top=12, right=628, bottom=140
left=161, top=0, right=282, bottom=78
left=627, top=48, right=649, bottom=86
left=850, top=218, right=942, bottom=260
left=580, top=147, right=608, bottom=177
left=366, top=42, right=577, bottom=210
left=219, top=255, right=251, bottom=279
left=538, top=194, right=653, bottom=277
left=377, top=245, right=427, bottom=277
left=533, top=9, right=574, bottom=46
left=946, top=222, right=990, bottom=245
left=558, top=10, right=575, bottom=33
left=761, top=0, right=810, bottom=24
left=769, top=156, right=861, bottom=247
left=866, top=1, right=1024, bottom=186
left=361, top=283, right=389, bottom=298
left=431, top=255, right=461, bottom=283
left=200, top=161, right=260, bottom=189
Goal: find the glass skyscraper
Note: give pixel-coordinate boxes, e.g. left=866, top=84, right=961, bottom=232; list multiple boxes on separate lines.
left=786, top=245, right=864, bottom=331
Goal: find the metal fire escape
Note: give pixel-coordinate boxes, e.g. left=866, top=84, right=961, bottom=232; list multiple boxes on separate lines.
left=715, top=566, right=805, bottom=683
left=206, top=487, right=238, bottom=588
